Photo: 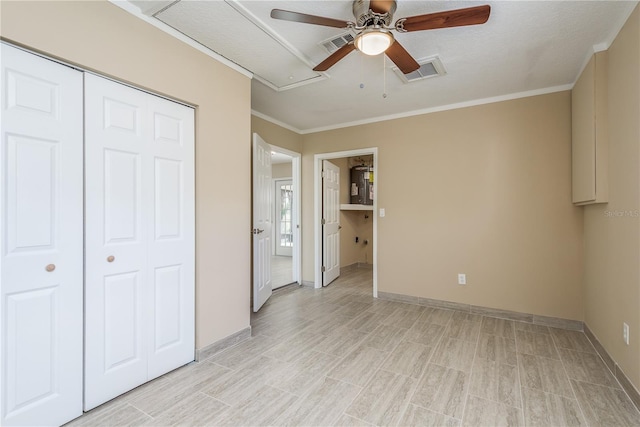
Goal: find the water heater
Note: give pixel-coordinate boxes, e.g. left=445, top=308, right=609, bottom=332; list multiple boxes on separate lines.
left=350, top=165, right=374, bottom=205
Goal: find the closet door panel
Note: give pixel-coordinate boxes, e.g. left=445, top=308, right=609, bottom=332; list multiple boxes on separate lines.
left=84, top=74, right=147, bottom=411
left=85, top=74, right=195, bottom=407
left=146, top=98, right=194, bottom=379
left=1, top=44, right=83, bottom=427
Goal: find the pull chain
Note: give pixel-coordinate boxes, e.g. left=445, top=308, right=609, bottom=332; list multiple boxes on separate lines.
left=382, top=55, right=387, bottom=98
left=359, top=52, right=365, bottom=89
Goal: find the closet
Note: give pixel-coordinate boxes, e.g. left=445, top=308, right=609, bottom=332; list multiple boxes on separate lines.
left=1, top=44, right=195, bottom=426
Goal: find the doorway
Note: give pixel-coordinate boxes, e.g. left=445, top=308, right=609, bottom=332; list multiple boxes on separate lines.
left=271, top=153, right=296, bottom=289
left=252, top=133, right=301, bottom=311
left=314, top=148, right=378, bottom=297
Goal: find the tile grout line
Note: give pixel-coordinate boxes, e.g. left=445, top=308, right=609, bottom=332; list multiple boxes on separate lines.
left=407, top=401, right=463, bottom=423
left=401, top=308, right=453, bottom=424
left=551, top=326, right=591, bottom=424
left=554, top=336, right=640, bottom=413
left=459, top=314, right=485, bottom=424
left=553, top=339, right=632, bottom=392
left=126, top=402, right=155, bottom=420
left=514, top=321, right=528, bottom=424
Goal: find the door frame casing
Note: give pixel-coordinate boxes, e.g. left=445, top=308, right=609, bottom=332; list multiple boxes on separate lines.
left=314, top=148, right=378, bottom=296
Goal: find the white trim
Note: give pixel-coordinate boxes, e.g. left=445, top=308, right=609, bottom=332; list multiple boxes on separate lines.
left=226, top=0, right=315, bottom=69
left=302, top=84, right=573, bottom=134
left=225, top=0, right=329, bottom=91
left=314, top=148, right=378, bottom=298
left=292, top=155, right=302, bottom=286
left=253, top=74, right=329, bottom=92
left=573, top=40, right=613, bottom=89
left=592, top=43, right=609, bottom=53
left=572, top=2, right=637, bottom=86
left=251, top=110, right=303, bottom=134
left=601, top=2, right=639, bottom=52
left=269, top=145, right=302, bottom=286
left=269, top=145, right=300, bottom=159
left=254, top=83, right=581, bottom=135
left=108, top=0, right=253, bottom=79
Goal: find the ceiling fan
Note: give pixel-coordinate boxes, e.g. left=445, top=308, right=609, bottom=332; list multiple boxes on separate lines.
left=271, top=0, right=491, bottom=74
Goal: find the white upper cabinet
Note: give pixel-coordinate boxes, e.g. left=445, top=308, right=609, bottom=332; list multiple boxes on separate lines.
left=572, top=51, right=609, bottom=205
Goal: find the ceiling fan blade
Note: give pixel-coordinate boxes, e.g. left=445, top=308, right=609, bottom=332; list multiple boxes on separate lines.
left=385, top=40, right=420, bottom=74
left=313, top=43, right=357, bottom=72
left=271, top=9, right=351, bottom=29
left=397, top=5, right=491, bottom=32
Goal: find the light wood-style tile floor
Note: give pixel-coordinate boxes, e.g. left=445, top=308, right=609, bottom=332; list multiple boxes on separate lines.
left=272, top=255, right=294, bottom=289
left=69, top=268, right=640, bottom=426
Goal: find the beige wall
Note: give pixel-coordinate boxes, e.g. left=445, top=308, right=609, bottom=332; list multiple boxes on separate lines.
left=302, top=92, right=584, bottom=321
left=0, top=1, right=252, bottom=350
left=251, top=115, right=302, bottom=153
left=272, top=163, right=292, bottom=179
left=583, top=5, right=640, bottom=389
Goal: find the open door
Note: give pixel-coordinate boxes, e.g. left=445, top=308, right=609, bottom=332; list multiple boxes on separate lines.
left=322, top=160, right=340, bottom=286
left=252, top=133, right=272, bottom=311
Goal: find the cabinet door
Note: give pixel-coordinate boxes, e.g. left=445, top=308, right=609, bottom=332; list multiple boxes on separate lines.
left=1, top=44, right=83, bottom=426
left=572, top=55, right=596, bottom=204
left=572, top=52, right=608, bottom=205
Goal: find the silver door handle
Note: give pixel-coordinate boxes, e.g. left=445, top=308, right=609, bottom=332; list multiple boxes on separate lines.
left=252, top=228, right=264, bottom=235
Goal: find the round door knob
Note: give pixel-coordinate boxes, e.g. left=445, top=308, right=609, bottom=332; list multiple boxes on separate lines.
left=107, top=255, right=115, bottom=263
left=45, top=264, right=56, bottom=272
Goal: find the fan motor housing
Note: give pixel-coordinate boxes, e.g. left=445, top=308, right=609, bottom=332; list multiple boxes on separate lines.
left=352, top=0, right=397, bottom=27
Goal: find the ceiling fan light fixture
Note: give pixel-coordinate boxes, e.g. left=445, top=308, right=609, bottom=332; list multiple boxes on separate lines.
left=355, top=30, right=394, bottom=56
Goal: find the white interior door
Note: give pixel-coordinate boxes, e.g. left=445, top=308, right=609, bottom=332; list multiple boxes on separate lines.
left=275, top=179, right=293, bottom=257
left=84, top=74, right=149, bottom=410
left=1, top=44, right=84, bottom=426
left=322, top=160, right=340, bottom=286
left=253, top=133, right=272, bottom=312
left=84, top=74, right=195, bottom=410
left=145, top=93, right=195, bottom=380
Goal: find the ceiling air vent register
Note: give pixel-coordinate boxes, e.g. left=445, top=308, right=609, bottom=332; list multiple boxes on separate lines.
left=394, top=56, right=447, bottom=83
left=320, top=32, right=356, bottom=54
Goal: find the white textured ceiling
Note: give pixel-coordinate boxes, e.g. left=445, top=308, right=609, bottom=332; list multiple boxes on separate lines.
left=129, top=0, right=637, bottom=133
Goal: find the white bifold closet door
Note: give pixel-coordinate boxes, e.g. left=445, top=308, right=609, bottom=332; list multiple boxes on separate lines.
left=84, top=74, right=195, bottom=410
left=0, top=44, right=83, bottom=426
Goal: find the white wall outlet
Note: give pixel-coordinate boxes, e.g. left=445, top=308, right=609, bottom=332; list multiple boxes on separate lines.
left=379, top=208, right=385, bottom=217
left=458, top=273, right=466, bottom=285
left=623, top=322, right=630, bottom=345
